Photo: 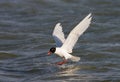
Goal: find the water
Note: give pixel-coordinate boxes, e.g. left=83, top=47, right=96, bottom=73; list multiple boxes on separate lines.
left=0, top=0, right=120, bottom=82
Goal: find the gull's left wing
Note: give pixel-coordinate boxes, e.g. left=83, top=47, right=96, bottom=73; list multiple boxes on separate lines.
left=52, top=23, right=65, bottom=47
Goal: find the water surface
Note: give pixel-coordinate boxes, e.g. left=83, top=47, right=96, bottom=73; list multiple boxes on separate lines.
left=0, top=0, right=120, bottom=82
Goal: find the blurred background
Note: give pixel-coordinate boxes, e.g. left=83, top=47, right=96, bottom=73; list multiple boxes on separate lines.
left=0, top=0, right=119, bottom=82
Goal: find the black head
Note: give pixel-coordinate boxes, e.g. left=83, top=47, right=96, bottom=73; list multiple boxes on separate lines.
left=50, top=47, right=56, bottom=53
left=48, top=47, right=56, bottom=55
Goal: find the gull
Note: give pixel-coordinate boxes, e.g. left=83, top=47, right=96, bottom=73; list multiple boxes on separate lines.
left=48, top=13, right=92, bottom=65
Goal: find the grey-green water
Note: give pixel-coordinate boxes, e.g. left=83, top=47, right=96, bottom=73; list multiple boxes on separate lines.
left=0, top=0, right=120, bottom=82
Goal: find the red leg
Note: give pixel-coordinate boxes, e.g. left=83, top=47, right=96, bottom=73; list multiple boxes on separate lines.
left=56, top=60, right=67, bottom=65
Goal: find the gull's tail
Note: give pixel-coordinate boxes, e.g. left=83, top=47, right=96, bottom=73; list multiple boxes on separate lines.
left=70, top=55, right=80, bottom=62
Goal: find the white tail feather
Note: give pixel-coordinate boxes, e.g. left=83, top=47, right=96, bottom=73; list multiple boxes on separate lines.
left=70, top=56, right=80, bottom=62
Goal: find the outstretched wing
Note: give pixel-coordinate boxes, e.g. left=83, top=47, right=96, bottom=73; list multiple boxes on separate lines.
left=52, top=23, right=65, bottom=47
left=61, top=13, right=92, bottom=53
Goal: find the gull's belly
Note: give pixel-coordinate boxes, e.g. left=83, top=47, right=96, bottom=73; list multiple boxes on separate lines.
left=55, top=50, right=64, bottom=57
left=55, top=48, right=72, bottom=59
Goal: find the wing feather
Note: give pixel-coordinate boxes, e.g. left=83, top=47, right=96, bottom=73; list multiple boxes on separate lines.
left=52, top=23, right=65, bottom=47
left=61, top=13, right=92, bottom=53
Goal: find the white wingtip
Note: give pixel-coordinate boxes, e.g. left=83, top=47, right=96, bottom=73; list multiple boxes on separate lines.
left=56, top=23, right=61, bottom=26
left=84, top=13, right=92, bottom=21
left=87, top=13, right=92, bottom=18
